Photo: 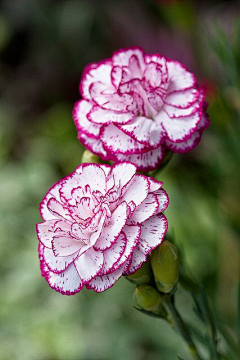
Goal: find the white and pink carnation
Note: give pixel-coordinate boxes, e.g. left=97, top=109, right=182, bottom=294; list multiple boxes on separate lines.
left=36, top=162, right=168, bottom=295
left=73, top=47, right=209, bottom=172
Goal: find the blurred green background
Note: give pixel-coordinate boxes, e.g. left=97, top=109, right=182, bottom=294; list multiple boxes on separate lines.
left=1, top=0, right=240, bottom=359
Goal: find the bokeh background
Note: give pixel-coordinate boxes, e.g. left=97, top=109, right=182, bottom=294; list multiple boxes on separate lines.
left=1, top=0, right=240, bottom=359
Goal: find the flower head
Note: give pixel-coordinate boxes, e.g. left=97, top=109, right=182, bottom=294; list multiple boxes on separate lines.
left=37, top=162, right=168, bottom=295
left=73, top=47, right=209, bottom=172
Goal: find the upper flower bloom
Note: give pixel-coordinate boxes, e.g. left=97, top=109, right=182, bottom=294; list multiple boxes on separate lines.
left=73, top=47, right=209, bottom=171
left=37, top=162, right=168, bottom=295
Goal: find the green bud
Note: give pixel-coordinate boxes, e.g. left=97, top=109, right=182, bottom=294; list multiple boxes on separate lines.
left=81, top=150, right=101, bottom=164
left=151, top=240, right=179, bottom=294
left=134, top=284, right=162, bottom=313
left=126, top=261, right=151, bottom=285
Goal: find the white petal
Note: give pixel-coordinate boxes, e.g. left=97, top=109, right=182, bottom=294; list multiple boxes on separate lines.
left=148, top=178, right=163, bottom=192
left=109, top=162, right=136, bottom=189
left=197, top=112, right=210, bottom=131
left=43, top=247, right=77, bottom=273
left=167, top=60, right=196, bottom=93
left=98, top=164, right=111, bottom=177
left=123, top=245, right=147, bottom=275
left=73, top=100, right=101, bottom=138
left=153, top=189, right=169, bottom=213
left=112, top=47, right=145, bottom=73
left=74, top=247, right=104, bottom=284
left=156, top=109, right=201, bottom=142
left=122, top=174, right=149, bottom=207
left=119, top=116, right=164, bottom=147
left=86, top=264, right=125, bottom=293
left=40, top=182, right=63, bottom=220
left=80, top=62, right=113, bottom=100
left=128, top=193, right=159, bottom=224
left=77, top=164, right=107, bottom=194
left=111, top=65, right=122, bottom=88
left=138, top=214, right=168, bottom=255
left=78, top=133, right=108, bottom=159
left=60, top=164, right=107, bottom=201
left=101, top=124, right=148, bottom=154
left=90, top=89, right=133, bottom=112
left=94, top=202, right=128, bottom=251
left=37, top=220, right=59, bottom=249
left=111, top=224, right=141, bottom=271
left=46, top=263, right=83, bottom=295
left=165, top=130, right=201, bottom=153
left=88, top=107, right=133, bottom=125
left=114, top=146, right=165, bottom=172
left=164, top=91, right=205, bottom=118
left=52, top=236, right=82, bottom=257
left=88, top=210, right=107, bottom=247
left=99, top=233, right=126, bottom=275
left=47, top=198, right=72, bottom=221
left=145, top=54, right=168, bottom=83
left=165, top=88, right=199, bottom=108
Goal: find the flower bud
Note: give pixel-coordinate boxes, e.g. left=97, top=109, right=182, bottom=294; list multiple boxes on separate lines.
left=126, top=261, right=151, bottom=285
left=81, top=150, right=101, bottom=164
left=151, top=240, right=179, bottom=293
left=134, top=284, right=162, bottom=313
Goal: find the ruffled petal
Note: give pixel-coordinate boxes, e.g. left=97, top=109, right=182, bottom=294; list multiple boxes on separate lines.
left=101, top=124, right=149, bottom=155
left=112, top=47, right=145, bottom=74
left=114, top=146, right=165, bottom=173
left=47, top=198, right=72, bottom=221
left=119, top=116, right=164, bottom=147
left=74, top=247, right=104, bottom=284
left=123, top=245, right=147, bottom=275
left=52, top=236, right=82, bottom=257
left=153, top=189, right=169, bottom=213
left=165, top=88, right=199, bottom=108
left=156, top=109, right=201, bottom=142
left=122, top=174, right=149, bottom=207
left=167, top=60, right=196, bottom=93
left=43, top=247, right=78, bottom=274
left=111, top=224, right=141, bottom=271
left=78, top=133, right=109, bottom=160
left=165, top=130, right=201, bottom=153
left=86, top=264, right=125, bottom=293
left=99, top=233, right=126, bottom=275
left=88, top=106, right=133, bottom=125
left=109, top=162, right=137, bottom=189
left=94, top=202, right=128, bottom=251
left=80, top=61, right=113, bottom=100
left=40, top=182, right=63, bottom=221
left=45, top=262, right=83, bottom=295
left=128, top=193, right=159, bottom=224
left=36, top=220, right=59, bottom=249
left=73, top=100, right=101, bottom=138
left=60, top=164, right=107, bottom=201
left=138, top=214, right=168, bottom=255
left=148, top=178, right=163, bottom=192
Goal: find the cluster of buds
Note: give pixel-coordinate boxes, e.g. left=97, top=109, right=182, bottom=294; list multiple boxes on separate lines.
left=128, top=240, right=179, bottom=316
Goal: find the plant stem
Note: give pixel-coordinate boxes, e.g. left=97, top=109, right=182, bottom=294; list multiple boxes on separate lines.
left=164, top=297, right=203, bottom=360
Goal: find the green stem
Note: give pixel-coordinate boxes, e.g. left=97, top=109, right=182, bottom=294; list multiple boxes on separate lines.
left=164, top=297, right=203, bottom=360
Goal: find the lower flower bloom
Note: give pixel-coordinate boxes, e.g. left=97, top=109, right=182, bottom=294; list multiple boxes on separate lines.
left=36, top=162, right=168, bottom=295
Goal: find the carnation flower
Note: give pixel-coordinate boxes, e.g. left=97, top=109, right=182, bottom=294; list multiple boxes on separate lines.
left=73, top=47, right=209, bottom=172
left=37, top=162, right=168, bottom=295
